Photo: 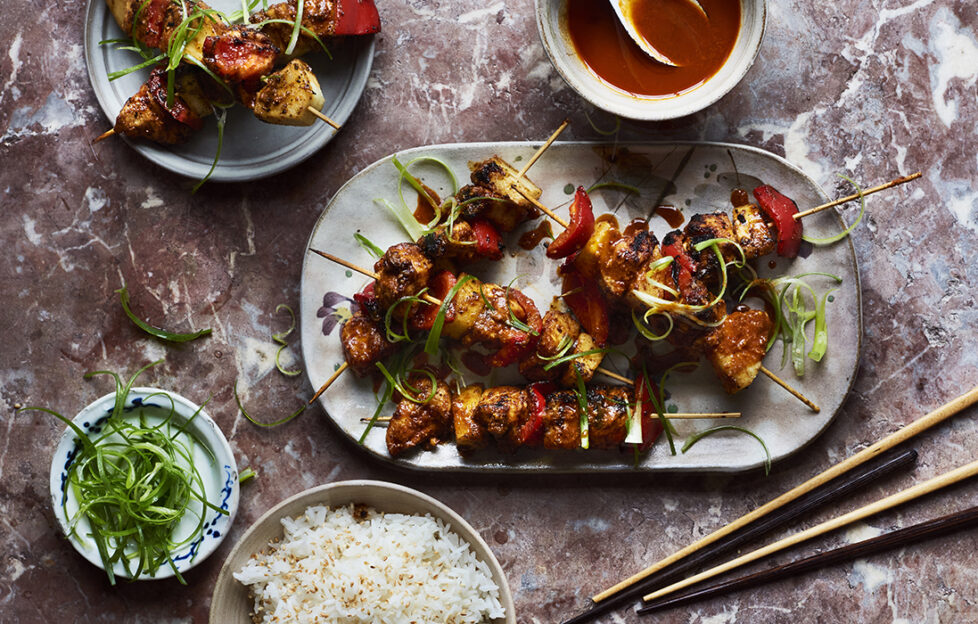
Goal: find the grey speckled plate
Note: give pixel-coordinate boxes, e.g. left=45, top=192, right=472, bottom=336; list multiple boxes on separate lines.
left=84, top=0, right=374, bottom=182
left=299, top=142, right=862, bottom=473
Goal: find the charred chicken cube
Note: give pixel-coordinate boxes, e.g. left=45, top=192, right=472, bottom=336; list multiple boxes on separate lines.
left=703, top=309, right=773, bottom=394
left=372, top=243, right=433, bottom=317
left=542, top=390, right=581, bottom=450
left=587, top=386, right=630, bottom=449
left=340, top=311, right=397, bottom=376
left=455, top=184, right=526, bottom=233
left=468, top=157, right=542, bottom=218
left=473, top=386, right=528, bottom=452
left=732, top=203, right=777, bottom=259
left=252, top=59, right=326, bottom=126
left=684, top=213, right=737, bottom=291
left=386, top=376, right=453, bottom=457
left=452, top=384, right=489, bottom=453
left=251, top=0, right=334, bottom=61
left=597, top=229, right=658, bottom=300
left=559, top=332, right=604, bottom=388
left=626, top=245, right=673, bottom=310
left=519, top=304, right=582, bottom=382
left=417, top=221, right=482, bottom=265
left=114, top=67, right=206, bottom=145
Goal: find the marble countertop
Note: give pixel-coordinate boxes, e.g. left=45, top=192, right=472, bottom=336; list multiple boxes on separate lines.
left=2, top=0, right=977, bottom=622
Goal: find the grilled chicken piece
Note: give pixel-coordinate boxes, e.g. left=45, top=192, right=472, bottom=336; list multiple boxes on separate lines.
left=455, top=184, right=526, bottom=233
left=440, top=276, right=541, bottom=356
left=627, top=244, right=673, bottom=310
left=113, top=67, right=206, bottom=144
left=202, top=25, right=279, bottom=85
left=542, top=390, right=581, bottom=450
left=519, top=304, right=581, bottom=382
left=703, top=309, right=772, bottom=393
left=587, top=386, right=630, bottom=449
left=683, top=213, right=737, bottom=292
left=559, top=332, right=603, bottom=387
left=386, top=376, right=453, bottom=456
left=452, top=384, right=489, bottom=453
left=252, top=59, right=326, bottom=126
left=417, top=220, right=485, bottom=265
left=372, top=243, right=432, bottom=318
left=468, top=157, right=542, bottom=222
left=474, top=386, right=528, bottom=452
left=252, top=0, right=339, bottom=60
left=732, top=203, right=777, bottom=259
left=340, top=310, right=397, bottom=376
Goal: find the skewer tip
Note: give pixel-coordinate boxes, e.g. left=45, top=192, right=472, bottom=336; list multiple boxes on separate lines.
left=308, top=106, right=341, bottom=130
left=94, top=128, right=116, bottom=143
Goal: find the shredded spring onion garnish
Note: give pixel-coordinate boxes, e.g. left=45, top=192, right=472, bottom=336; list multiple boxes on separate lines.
left=541, top=348, right=607, bottom=372
left=354, top=233, right=384, bottom=258
left=391, top=155, right=459, bottom=233
left=681, top=425, right=772, bottom=475
left=285, top=0, right=304, bottom=55
left=383, top=292, right=425, bottom=343
left=376, top=198, right=425, bottom=241
left=192, top=105, right=229, bottom=193
left=359, top=379, right=393, bottom=444
left=376, top=362, right=437, bottom=404
left=272, top=304, right=302, bottom=377
left=632, top=308, right=674, bottom=342
left=536, top=335, right=574, bottom=362
left=117, top=286, right=212, bottom=342
left=574, top=371, right=589, bottom=450
left=238, top=467, right=257, bottom=483
left=639, top=366, right=676, bottom=455
left=802, top=175, right=867, bottom=245
left=233, top=380, right=306, bottom=427
left=23, top=363, right=226, bottom=585
left=424, top=275, right=474, bottom=357
left=503, top=277, right=539, bottom=336
left=584, top=110, right=621, bottom=137
left=586, top=181, right=641, bottom=195
left=250, top=19, right=332, bottom=57
left=775, top=274, right=842, bottom=376
left=623, top=401, right=643, bottom=445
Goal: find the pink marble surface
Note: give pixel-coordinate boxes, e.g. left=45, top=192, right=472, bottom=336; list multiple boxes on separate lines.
left=2, top=1, right=978, bottom=622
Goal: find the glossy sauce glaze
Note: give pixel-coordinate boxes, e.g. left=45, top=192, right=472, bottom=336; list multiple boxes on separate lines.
left=565, top=0, right=740, bottom=98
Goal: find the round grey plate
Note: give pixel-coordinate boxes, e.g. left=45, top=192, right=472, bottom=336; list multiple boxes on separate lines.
left=84, top=0, right=375, bottom=181
left=300, top=141, right=862, bottom=473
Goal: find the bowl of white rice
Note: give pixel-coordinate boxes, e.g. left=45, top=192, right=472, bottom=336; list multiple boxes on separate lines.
left=210, top=480, right=515, bottom=624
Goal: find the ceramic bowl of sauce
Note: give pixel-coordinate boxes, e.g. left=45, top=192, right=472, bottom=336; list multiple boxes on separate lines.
left=536, top=0, right=765, bottom=120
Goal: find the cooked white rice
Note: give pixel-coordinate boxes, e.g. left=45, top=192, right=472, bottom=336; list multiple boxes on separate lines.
left=233, top=504, right=505, bottom=624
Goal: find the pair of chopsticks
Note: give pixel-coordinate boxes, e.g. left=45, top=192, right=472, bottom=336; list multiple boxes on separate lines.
left=562, top=385, right=978, bottom=624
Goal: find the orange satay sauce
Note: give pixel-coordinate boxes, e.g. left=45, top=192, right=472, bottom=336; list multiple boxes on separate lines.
left=565, top=0, right=741, bottom=98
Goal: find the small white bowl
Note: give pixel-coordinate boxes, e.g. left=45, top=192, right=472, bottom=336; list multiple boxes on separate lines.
left=535, top=0, right=766, bottom=120
left=49, top=387, right=239, bottom=581
left=210, top=480, right=516, bottom=624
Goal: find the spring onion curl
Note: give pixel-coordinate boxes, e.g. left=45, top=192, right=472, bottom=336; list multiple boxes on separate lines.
left=383, top=291, right=428, bottom=343
left=392, top=155, right=459, bottom=233
left=354, top=232, right=384, bottom=258
left=22, top=364, right=226, bottom=585
left=376, top=198, right=425, bottom=241
left=536, top=335, right=574, bottom=363
left=272, top=304, right=302, bottom=377
left=802, top=174, right=867, bottom=245
left=503, top=276, right=540, bottom=336
left=586, top=181, right=641, bottom=195
left=632, top=308, right=674, bottom=342
left=584, top=110, right=621, bottom=137
left=192, top=105, right=229, bottom=193
left=574, top=370, right=589, bottom=450
left=117, top=287, right=212, bottom=342
left=541, top=348, right=607, bottom=372
left=376, top=362, right=437, bottom=404
left=681, top=425, right=772, bottom=475
left=233, top=380, right=306, bottom=427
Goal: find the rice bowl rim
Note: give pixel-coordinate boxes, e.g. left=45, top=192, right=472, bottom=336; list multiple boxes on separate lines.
left=210, top=479, right=516, bottom=624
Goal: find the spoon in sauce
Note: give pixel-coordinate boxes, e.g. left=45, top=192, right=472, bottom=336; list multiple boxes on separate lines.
left=610, top=0, right=708, bottom=66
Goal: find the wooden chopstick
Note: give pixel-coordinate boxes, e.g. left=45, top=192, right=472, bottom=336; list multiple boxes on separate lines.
left=589, top=385, right=978, bottom=603
left=643, top=457, right=978, bottom=602
left=638, top=504, right=978, bottom=614
left=558, top=448, right=918, bottom=624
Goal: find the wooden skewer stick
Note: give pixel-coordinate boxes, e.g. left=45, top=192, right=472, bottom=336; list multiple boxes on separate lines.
left=308, top=249, right=442, bottom=307
left=307, top=106, right=341, bottom=130
left=309, top=361, right=349, bottom=404
left=95, top=128, right=116, bottom=143
left=643, top=456, right=978, bottom=602
left=514, top=119, right=569, bottom=182
left=592, top=384, right=978, bottom=603
left=759, top=366, right=819, bottom=412
left=793, top=171, right=921, bottom=220
left=308, top=248, right=630, bottom=385
left=514, top=187, right=570, bottom=229
left=362, top=412, right=742, bottom=424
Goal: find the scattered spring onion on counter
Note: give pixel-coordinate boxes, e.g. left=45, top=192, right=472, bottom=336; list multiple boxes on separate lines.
left=238, top=467, right=257, bottom=483
left=117, top=286, right=212, bottom=343
left=354, top=232, right=385, bottom=258
left=23, top=362, right=226, bottom=584
left=233, top=380, right=306, bottom=428
left=682, top=425, right=772, bottom=475
left=272, top=304, right=302, bottom=377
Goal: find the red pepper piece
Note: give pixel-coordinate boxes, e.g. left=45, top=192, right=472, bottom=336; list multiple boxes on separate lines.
left=561, top=266, right=610, bottom=346
left=472, top=218, right=503, bottom=261
left=660, top=239, right=694, bottom=294
left=411, top=270, right=457, bottom=331
left=333, top=0, right=382, bottom=35
left=753, top=184, right=803, bottom=258
left=519, top=382, right=555, bottom=447
left=546, top=186, right=595, bottom=259
left=353, top=282, right=376, bottom=307
left=635, top=374, right=664, bottom=451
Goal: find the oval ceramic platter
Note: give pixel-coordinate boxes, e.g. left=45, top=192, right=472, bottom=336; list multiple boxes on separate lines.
left=84, top=0, right=374, bottom=182
left=299, top=141, right=862, bottom=473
